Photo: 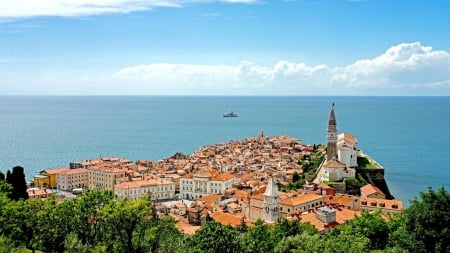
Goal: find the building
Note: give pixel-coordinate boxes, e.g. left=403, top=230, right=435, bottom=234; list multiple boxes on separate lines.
left=114, top=178, right=176, bottom=201
left=249, top=184, right=325, bottom=222
left=27, top=188, right=53, bottom=198
left=326, top=103, right=338, bottom=161
left=280, top=193, right=325, bottom=215
left=360, top=184, right=386, bottom=199
left=33, top=167, right=69, bottom=188
left=337, top=133, right=358, bottom=168
left=320, top=159, right=355, bottom=182
left=179, top=170, right=237, bottom=200
left=360, top=197, right=403, bottom=213
left=263, top=177, right=279, bottom=223
left=87, top=167, right=126, bottom=191
left=57, top=168, right=88, bottom=191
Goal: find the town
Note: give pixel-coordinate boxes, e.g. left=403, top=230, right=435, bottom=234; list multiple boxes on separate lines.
left=29, top=104, right=403, bottom=234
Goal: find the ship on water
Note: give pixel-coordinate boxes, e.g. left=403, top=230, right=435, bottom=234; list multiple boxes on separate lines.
left=223, top=111, right=238, bottom=117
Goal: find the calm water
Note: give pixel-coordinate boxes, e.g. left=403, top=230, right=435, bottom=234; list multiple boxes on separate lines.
left=1, top=96, right=449, bottom=205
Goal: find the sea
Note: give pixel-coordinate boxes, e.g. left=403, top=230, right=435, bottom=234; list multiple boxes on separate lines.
left=1, top=96, right=449, bottom=206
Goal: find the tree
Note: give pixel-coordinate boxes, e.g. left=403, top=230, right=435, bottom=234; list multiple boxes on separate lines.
left=392, top=187, right=450, bottom=253
left=0, top=171, right=5, bottom=181
left=100, top=196, right=153, bottom=252
left=330, top=210, right=389, bottom=250
left=8, top=166, right=28, bottom=200
left=187, top=221, right=240, bottom=253
left=0, top=197, right=42, bottom=252
left=240, top=219, right=275, bottom=253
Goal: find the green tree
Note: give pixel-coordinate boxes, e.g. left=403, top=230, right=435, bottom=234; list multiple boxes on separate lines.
left=38, top=197, right=74, bottom=252
left=187, top=221, right=240, bottom=253
left=0, top=197, right=42, bottom=252
left=330, top=210, right=389, bottom=250
left=71, top=190, right=114, bottom=247
left=63, top=233, right=91, bottom=253
left=272, top=218, right=317, bottom=243
left=0, top=236, right=28, bottom=253
left=392, top=187, right=450, bottom=253
left=100, top=196, right=153, bottom=252
left=145, top=216, right=184, bottom=253
left=0, top=171, right=5, bottom=181
left=240, top=219, right=275, bottom=253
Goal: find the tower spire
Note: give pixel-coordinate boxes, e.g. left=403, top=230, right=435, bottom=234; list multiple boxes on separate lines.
left=327, top=103, right=338, bottom=161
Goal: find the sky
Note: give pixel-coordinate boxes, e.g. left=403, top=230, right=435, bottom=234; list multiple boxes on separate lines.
left=0, top=0, right=449, bottom=95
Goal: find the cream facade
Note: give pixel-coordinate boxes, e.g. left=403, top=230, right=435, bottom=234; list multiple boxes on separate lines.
left=115, top=178, right=175, bottom=201
left=57, top=168, right=89, bottom=191
left=280, top=193, right=325, bottom=215
left=180, top=171, right=236, bottom=200
left=87, top=167, right=126, bottom=191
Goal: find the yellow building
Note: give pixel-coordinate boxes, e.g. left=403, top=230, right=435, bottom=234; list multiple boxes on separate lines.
left=33, top=167, right=69, bottom=188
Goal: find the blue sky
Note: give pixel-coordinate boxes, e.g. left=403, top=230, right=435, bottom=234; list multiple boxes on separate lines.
left=0, top=0, right=449, bottom=95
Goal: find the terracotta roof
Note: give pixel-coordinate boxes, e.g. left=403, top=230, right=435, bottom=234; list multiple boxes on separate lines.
left=44, top=167, right=70, bottom=175
left=211, top=212, right=252, bottom=227
left=251, top=193, right=264, bottom=201
left=211, top=172, right=235, bottom=182
left=335, top=208, right=359, bottom=224
left=281, top=194, right=324, bottom=207
left=338, top=133, right=358, bottom=145
left=361, top=184, right=386, bottom=197
left=27, top=189, right=53, bottom=198
left=115, top=178, right=173, bottom=189
left=59, top=168, right=88, bottom=175
left=299, top=212, right=336, bottom=232
left=324, top=195, right=357, bottom=208
left=198, top=194, right=221, bottom=204
left=323, top=159, right=346, bottom=168
left=360, top=197, right=403, bottom=211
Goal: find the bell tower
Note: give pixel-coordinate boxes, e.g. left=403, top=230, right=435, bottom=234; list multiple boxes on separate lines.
left=263, top=177, right=279, bottom=223
left=327, top=103, right=338, bottom=161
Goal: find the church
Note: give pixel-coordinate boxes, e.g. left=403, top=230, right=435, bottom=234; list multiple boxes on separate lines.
left=320, top=103, right=357, bottom=182
left=248, top=104, right=357, bottom=223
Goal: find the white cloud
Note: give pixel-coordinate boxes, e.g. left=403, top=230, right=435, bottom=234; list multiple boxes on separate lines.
left=0, top=0, right=259, bottom=19
left=110, top=42, right=450, bottom=95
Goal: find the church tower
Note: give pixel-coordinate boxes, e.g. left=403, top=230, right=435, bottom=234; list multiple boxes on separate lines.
left=263, top=177, right=279, bottom=223
left=327, top=103, right=338, bottom=161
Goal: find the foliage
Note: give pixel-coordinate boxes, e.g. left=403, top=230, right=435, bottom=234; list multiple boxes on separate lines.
left=1, top=183, right=450, bottom=253
left=186, top=221, right=240, bottom=253
left=392, top=187, right=450, bottom=253
left=357, top=156, right=378, bottom=169
left=344, top=177, right=364, bottom=192
left=330, top=210, right=389, bottom=250
left=6, top=166, right=28, bottom=200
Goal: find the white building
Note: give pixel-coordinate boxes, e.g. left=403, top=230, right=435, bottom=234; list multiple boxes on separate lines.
left=320, top=159, right=355, bottom=182
left=57, top=168, right=89, bottom=191
left=337, top=133, right=358, bottom=168
left=180, top=171, right=237, bottom=200
left=115, top=178, right=175, bottom=201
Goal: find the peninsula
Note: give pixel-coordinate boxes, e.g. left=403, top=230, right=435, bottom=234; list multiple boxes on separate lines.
left=29, top=103, right=401, bottom=233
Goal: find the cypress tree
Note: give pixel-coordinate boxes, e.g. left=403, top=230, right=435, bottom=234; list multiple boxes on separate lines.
left=10, top=166, right=28, bottom=200
left=6, top=170, right=11, bottom=184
